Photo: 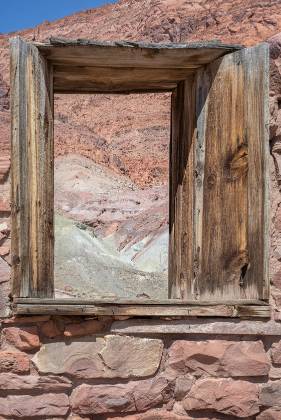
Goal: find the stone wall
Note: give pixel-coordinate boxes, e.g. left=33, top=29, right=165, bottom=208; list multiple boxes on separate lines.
left=0, top=315, right=281, bottom=419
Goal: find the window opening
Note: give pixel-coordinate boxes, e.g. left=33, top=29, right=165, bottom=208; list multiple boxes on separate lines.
left=54, top=93, right=170, bottom=299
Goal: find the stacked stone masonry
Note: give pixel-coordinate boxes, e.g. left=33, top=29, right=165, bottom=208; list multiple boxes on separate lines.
left=0, top=317, right=280, bottom=418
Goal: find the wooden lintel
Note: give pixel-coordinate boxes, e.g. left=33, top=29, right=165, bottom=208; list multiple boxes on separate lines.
left=35, top=38, right=242, bottom=69
left=53, top=66, right=192, bottom=93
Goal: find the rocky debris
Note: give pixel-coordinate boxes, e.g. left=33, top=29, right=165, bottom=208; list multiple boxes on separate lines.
left=0, top=242, right=9, bottom=258
left=54, top=213, right=168, bottom=299
left=167, top=340, right=270, bottom=377
left=0, top=373, right=72, bottom=391
left=0, top=262, right=10, bottom=317
left=0, top=156, right=10, bottom=182
left=53, top=155, right=168, bottom=300
left=0, top=198, right=10, bottom=213
left=0, top=257, right=9, bottom=284
left=0, top=75, right=9, bottom=111
left=0, top=351, right=30, bottom=374
left=260, top=380, right=281, bottom=407
left=2, top=326, right=41, bottom=351
left=64, top=318, right=111, bottom=337
left=70, top=376, right=171, bottom=416
left=0, top=393, right=69, bottom=417
left=33, top=335, right=163, bottom=379
left=182, top=378, right=260, bottom=418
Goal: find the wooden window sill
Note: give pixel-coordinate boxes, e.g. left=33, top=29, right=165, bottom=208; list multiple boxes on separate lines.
left=13, top=298, right=270, bottom=318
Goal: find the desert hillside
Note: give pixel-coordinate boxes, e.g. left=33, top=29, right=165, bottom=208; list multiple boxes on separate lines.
left=2, top=0, right=281, bottom=177
left=1, top=0, right=281, bottom=296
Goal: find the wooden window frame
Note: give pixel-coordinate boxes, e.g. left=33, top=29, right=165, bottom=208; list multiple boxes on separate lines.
left=10, top=37, right=270, bottom=318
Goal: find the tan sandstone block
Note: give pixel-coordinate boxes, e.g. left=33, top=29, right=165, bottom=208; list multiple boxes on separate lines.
left=33, top=335, right=163, bottom=378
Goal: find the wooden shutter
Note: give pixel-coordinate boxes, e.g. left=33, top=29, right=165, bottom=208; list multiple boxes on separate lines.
left=10, top=38, right=54, bottom=297
left=169, top=44, right=269, bottom=302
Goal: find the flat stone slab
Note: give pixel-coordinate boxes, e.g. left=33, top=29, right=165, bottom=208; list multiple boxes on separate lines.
left=33, top=335, right=163, bottom=379
left=110, top=319, right=281, bottom=336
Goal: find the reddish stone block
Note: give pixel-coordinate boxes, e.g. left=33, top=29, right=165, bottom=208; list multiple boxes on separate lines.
left=0, top=257, right=9, bottom=284
left=260, top=380, right=281, bottom=407
left=0, top=351, right=30, bottom=374
left=257, top=408, right=281, bottom=419
left=71, top=383, right=135, bottom=415
left=68, top=416, right=92, bottom=420
left=0, top=394, right=69, bottom=417
left=133, top=377, right=172, bottom=412
left=64, top=318, right=110, bottom=337
left=109, top=411, right=195, bottom=419
left=273, top=269, right=281, bottom=290
left=41, top=320, right=63, bottom=338
left=272, top=340, right=281, bottom=364
left=0, top=243, right=9, bottom=257
left=0, top=221, right=10, bottom=236
left=0, top=199, right=10, bottom=213
left=33, top=336, right=163, bottom=379
left=3, top=326, right=40, bottom=351
left=168, top=340, right=269, bottom=377
left=174, top=375, right=194, bottom=400
left=0, top=373, right=72, bottom=391
left=2, top=315, right=50, bottom=324
left=71, top=376, right=171, bottom=416
left=183, top=378, right=260, bottom=417
left=0, top=156, right=10, bottom=183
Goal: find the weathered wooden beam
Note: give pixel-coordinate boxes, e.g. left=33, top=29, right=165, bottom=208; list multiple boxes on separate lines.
left=14, top=297, right=268, bottom=305
left=13, top=298, right=270, bottom=318
left=13, top=302, right=270, bottom=318
left=193, top=43, right=269, bottom=301
left=53, top=66, right=192, bottom=93
left=42, top=38, right=243, bottom=50
left=169, top=43, right=269, bottom=301
left=169, top=79, right=196, bottom=299
left=36, top=39, right=242, bottom=69
left=10, top=37, right=54, bottom=298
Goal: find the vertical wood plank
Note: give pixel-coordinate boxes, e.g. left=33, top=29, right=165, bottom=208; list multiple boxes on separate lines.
left=194, top=44, right=269, bottom=301
left=169, top=78, right=196, bottom=299
left=10, top=37, right=54, bottom=298
left=170, top=44, right=269, bottom=301
left=243, top=45, right=270, bottom=299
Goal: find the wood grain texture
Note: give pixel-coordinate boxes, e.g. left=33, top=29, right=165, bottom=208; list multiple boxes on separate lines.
left=10, top=37, right=54, bottom=298
left=169, top=79, right=196, bottom=299
left=13, top=300, right=270, bottom=318
left=53, top=66, right=192, bottom=93
left=14, top=297, right=267, bottom=305
left=36, top=39, right=241, bottom=70
left=193, top=44, right=269, bottom=301
left=169, top=44, right=269, bottom=301
left=10, top=37, right=268, bottom=307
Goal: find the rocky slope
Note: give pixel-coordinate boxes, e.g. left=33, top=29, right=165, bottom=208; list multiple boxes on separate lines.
left=2, top=0, right=281, bottom=175
left=54, top=154, right=168, bottom=298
